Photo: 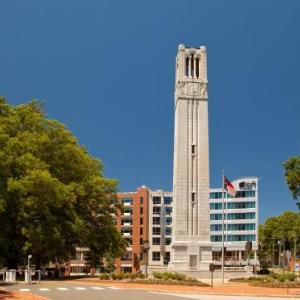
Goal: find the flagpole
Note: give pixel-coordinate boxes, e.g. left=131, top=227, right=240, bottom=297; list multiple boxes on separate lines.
left=221, top=171, right=225, bottom=284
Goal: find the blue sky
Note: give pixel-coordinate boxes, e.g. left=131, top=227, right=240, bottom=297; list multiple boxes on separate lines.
left=0, top=0, right=299, bottom=222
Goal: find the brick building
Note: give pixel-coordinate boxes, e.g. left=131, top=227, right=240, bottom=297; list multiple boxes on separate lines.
left=115, top=186, right=149, bottom=273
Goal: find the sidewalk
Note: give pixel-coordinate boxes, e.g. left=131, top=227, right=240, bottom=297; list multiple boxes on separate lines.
left=69, top=279, right=300, bottom=298
left=0, top=288, right=47, bottom=300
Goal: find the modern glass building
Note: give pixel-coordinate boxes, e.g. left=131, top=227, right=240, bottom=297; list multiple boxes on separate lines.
left=209, top=177, right=259, bottom=266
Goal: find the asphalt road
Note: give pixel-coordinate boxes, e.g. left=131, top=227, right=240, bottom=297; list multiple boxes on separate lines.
left=4, top=282, right=299, bottom=300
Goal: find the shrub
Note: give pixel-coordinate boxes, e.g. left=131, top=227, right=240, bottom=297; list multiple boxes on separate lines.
left=152, top=272, right=187, bottom=281
left=111, top=273, right=126, bottom=280
left=271, top=273, right=296, bottom=282
left=99, top=273, right=110, bottom=280
left=128, top=273, right=145, bottom=280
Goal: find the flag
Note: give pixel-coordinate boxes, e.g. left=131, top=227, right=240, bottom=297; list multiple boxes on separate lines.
left=224, top=176, right=236, bottom=197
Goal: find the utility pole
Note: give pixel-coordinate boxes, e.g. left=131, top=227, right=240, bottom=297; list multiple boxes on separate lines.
left=294, top=237, right=297, bottom=274
left=27, top=254, right=32, bottom=285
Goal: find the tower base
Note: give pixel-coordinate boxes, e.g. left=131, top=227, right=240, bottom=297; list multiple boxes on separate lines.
left=170, top=241, right=212, bottom=272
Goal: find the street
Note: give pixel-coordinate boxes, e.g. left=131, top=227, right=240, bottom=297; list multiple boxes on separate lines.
left=4, top=282, right=299, bottom=300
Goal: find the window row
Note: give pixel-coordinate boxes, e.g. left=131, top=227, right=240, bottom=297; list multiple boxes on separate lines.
left=152, top=237, right=172, bottom=245
left=210, top=212, right=256, bottom=220
left=121, top=197, right=133, bottom=205
left=211, top=234, right=256, bottom=242
left=152, top=227, right=172, bottom=235
left=152, top=196, right=173, bottom=205
left=210, top=201, right=256, bottom=210
left=210, top=190, right=256, bottom=199
left=152, top=217, right=172, bottom=225
left=151, top=251, right=171, bottom=263
left=210, top=223, right=256, bottom=231
left=153, top=207, right=173, bottom=214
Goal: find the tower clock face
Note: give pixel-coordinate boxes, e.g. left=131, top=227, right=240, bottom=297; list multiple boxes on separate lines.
left=188, top=83, right=199, bottom=96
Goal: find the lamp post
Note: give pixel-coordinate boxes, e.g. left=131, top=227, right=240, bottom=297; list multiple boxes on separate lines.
left=278, top=241, right=282, bottom=269
left=27, top=254, right=32, bottom=285
left=143, top=240, right=150, bottom=277
left=271, top=238, right=276, bottom=268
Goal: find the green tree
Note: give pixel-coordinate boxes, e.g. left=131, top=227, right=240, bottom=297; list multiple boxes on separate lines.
left=0, top=97, right=126, bottom=268
left=284, top=155, right=300, bottom=206
left=259, top=211, right=300, bottom=267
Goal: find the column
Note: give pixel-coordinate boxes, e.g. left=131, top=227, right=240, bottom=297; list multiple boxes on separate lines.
left=239, top=251, right=242, bottom=263
left=188, top=56, right=191, bottom=78
left=194, top=56, right=197, bottom=79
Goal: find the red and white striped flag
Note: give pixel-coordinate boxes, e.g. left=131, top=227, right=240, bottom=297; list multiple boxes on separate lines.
left=224, top=176, right=236, bottom=197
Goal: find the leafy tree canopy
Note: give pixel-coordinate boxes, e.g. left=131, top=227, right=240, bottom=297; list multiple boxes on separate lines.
left=284, top=155, right=300, bottom=204
left=0, top=97, right=126, bottom=268
left=259, top=211, right=300, bottom=267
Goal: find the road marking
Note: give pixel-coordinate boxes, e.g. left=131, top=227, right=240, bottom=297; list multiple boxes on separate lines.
left=39, top=288, right=50, bottom=291
left=57, top=287, right=69, bottom=291
left=91, top=286, right=105, bottom=290
left=74, top=286, right=87, bottom=290
left=20, top=288, right=31, bottom=292
left=107, top=286, right=121, bottom=290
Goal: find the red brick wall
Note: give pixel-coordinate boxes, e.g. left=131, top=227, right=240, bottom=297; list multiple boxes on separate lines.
left=116, top=187, right=149, bottom=273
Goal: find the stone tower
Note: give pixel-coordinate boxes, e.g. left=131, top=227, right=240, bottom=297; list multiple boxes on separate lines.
left=170, top=44, right=212, bottom=271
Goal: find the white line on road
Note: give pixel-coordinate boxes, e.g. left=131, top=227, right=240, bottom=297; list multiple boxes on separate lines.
left=74, top=286, right=87, bottom=290
left=39, top=288, right=50, bottom=291
left=91, top=286, right=105, bottom=290
left=107, top=286, right=121, bottom=290
left=19, top=288, right=31, bottom=292
left=57, top=287, right=69, bottom=291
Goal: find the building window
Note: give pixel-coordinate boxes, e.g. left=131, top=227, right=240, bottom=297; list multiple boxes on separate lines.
left=152, top=237, right=160, bottom=245
left=210, top=203, right=223, bottom=210
left=210, top=214, right=222, bottom=220
left=140, top=197, right=144, bottom=204
left=152, top=227, right=161, bottom=235
left=164, top=197, right=172, bottom=204
left=153, top=196, right=161, bottom=205
left=210, top=235, right=222, bottom=242
left=191, top=192, right=196, bottom=202
left=227, top=223, right=256, bottom=231
left=153, top=217, right=160, bottom=225
left=165, top=238, right=172, bottom=245
left=210, top=224, right=223, bottom=231
left=140, top=227, right=143, bottom=235
left=140, top=207, right=144, bottom=214
left=122, top=198, right=133, bottom=205
left=140, top=217, right=143, bottom=225
left=227, top=212, right=256, bottom=220
left=165, top=207, right=172, bottom=214
left=121, top=229, right=132, bottom=235
left=153, top=207, right=161, bottom=214
left=163, top=252, right=170, bottom=265
left=121, top=267, right=132, bottom=273
left=121, top=219, right=132, bottom=225
left=226, top=202, right=256, bottom=209
left=152, top=252, right=161, bottom=261
left=121, top=252, right=132, bottom=261
left=227, top=234, right=256, bottom=242
left=140, top=238, right=143, bottom=245
left=165, top=217, right=172, bottom=225
left=165, top=227, right=172, bottom=235
left=191, top=144, right=196, bottom=155
left=123, top=208, right=132, bottom=215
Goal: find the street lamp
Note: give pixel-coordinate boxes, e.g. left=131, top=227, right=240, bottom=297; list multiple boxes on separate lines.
left=278, top=241, right=282, bottom=269
left=143, top=240, right=150, bottom=277
left=271, top=238, right=276, bottom=268
left=27, top=254, right=32, bottom=285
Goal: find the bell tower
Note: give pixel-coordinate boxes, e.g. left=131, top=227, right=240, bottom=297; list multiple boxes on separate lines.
left=171, top=44, right=212, bottom=271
